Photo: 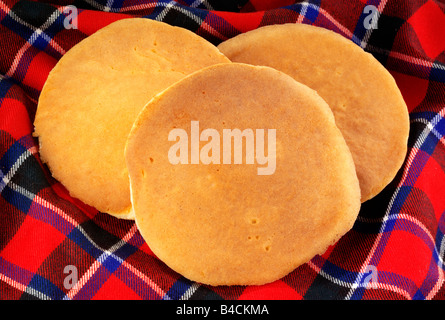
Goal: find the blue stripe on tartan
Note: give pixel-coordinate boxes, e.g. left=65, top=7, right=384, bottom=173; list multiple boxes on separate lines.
left=166, top=277, right=195, bottom=300
left=143, top=0, right=208, bottom=22
left=413, top=111, right=445, bottom=155
left=0, top=256, right=35, bottom=287
left=348, top=287, right=366, bottom=300
left=302, top=0, right=320, bottom=24
left=28, top=273, right=66, bottom=300
left=434, top=115, right=445, bottom=138
left=420, top=132, right=441, bottom=156
left=318, top=259, right=360, bottom=286
left=0, top=77, right=14, bottom=101
left=411, top=111, right=441, bottom=122
left=108, top=0, right=127, bottom=11
left=349, top=270, right=420, bottom=299
left=413, top=289, right=426, bottom=300
left=403, top=150, right=429, bottom=187
left=0, top=13, right=34, bottom=43
left=66, top=224, right=139, bottom=272
left=72, top=266, right=110, bottom=300
left=100, top=253, right=122, bottom=273
left=386, top=186, right=413, bottom=218
left=12, top=44, right=33, bottom=82
left=352, top=0, right=381, bottom=45
left=0, top=141, right=34, bottom=212
left=32, top=33, right=51, bottom=52
left=113, top=260, right=167, bottom=299
left=0, top=8, right=58, bottom=61
left=1, top=183, right=33, bottom=212
left=27, top=194, right=77, bottom=236
left=114, top=242, right=139, bottom=261
left=429, top=63, right=445, bottom=84
left=67, top=227, right=104, bottom=259
left=293, top=0, right=320, bottom=25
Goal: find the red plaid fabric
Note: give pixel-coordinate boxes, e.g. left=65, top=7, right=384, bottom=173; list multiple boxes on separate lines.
left=0, top=0, right=444, bottom=300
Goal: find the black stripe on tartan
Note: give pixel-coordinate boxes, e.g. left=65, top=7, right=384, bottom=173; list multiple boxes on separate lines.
left=187, top=286, right=225, bottom=300
left=205, top=0, right=249, bottom=12
left=303, top=270, right=352, bottom=300
left=11, top=0, right=56, bottom=29
left=69, top=0, right=101, bottom=11
left=0, top=135, right=42, bottom=212
left=162, top=7, right=202, bottom=32
left=166, top=277, right=225, bottom=300
left=364, top=13, right=406, bottom=65
left=429, top=61, right=445, bottom=84
left=79, top=219, right=126, bottom=251
left=0, top=76, right=14, bottom=102
left=3, top=0, right=60, bottom=45
left=9, top=147, right=50, bottom=196
left=146, top=2, right=207, bottom=33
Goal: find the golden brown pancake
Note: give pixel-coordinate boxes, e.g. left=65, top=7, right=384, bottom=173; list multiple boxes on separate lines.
left=218, top=23, right=410, bottom=202
left=125, top=63, right=361, bottom=286
left=33, top=18, right=229, bottom=219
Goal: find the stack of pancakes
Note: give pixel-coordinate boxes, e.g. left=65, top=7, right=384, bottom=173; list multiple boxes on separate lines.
left=34, top=19, right=409, bottom=286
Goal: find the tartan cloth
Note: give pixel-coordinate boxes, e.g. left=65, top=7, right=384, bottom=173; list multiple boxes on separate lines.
left=0, top=0, right=444, bottom=301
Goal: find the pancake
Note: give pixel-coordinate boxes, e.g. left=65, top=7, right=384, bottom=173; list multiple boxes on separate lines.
left=217, top=23, right=410, bottom=203
left=33, top=18, right=229, bottom=219
left=125, top=63, right=361, bottom=286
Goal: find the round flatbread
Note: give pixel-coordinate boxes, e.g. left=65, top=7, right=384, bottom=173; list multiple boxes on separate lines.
left=218, top=23, right=410, bottom=203
left=33, top=18, right=229, bottom=219
left=125, top=63, right=361, bottom=286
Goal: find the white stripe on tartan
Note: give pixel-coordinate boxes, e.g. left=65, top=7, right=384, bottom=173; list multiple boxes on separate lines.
left=0, top=0, right=65, bottom=56
left=0, top=146, right=38, bottom=195
left=294, top=2, right=362, bottom=44
left=318, top=6, right=361, bottom=43
left=33, top=193, right=79, bottom=228
left=64, top=223, right=170, bottom=300
left=307, top=260, right=412, bottom=299
left=180, top=282, right=201, bottom=300
left=104, top=0, right=115, bottom=12
left=153, top=1, right=227, bottom=41
left=0, top=272, right=52, bottom=300
left=433, top=61, right=445, bottom=72
left=0, top=0, right=66, bottom=80
left=79, top=0, right=227, bottom=41
left=297, top=1, right=445, bottom=77
left=63, top=259, right=101, bottom=300
left=426, top=236, right=445, bottom=299
left=370, top=44, right=433, bottom=68
left=189, top=0, right=214, bottom=11
left=345, top=107, right=445, bottom=300
left=155, top=1, right=175, bottom=21
left=296, top=1, right=308, bottom=24
left=412, top=119, right=445, bottom=148
left=9, top=181, right=35, bottom=200
left=0, top=146, right=168, bottom=299
left=373, top=213, right=443, bottom=268
left=63, top=225, right=135, bottom=299
left=313, top=211, right=444, bottom=299
left=121, top=260, right=171, bottom=299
